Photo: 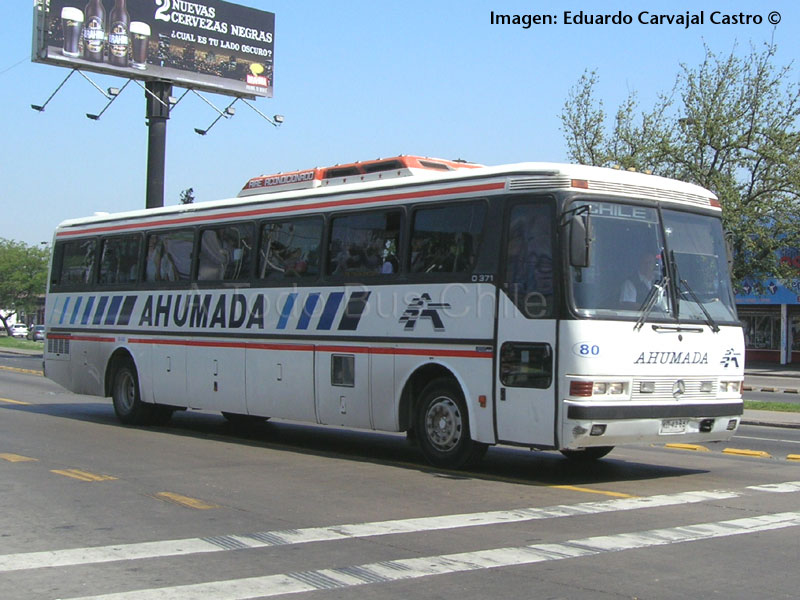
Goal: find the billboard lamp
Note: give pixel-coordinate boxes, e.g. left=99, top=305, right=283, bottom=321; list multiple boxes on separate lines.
left=31, top=69, right=77, bottom=112
left=86, top=80, right=132, bottom=121
left=169, top=88, right=190, bottom=109
left=194, top=95, right=239, bottom=136
left=32, top=69, right=121, bottom=113
left=240, top=97, right=284, bottom=127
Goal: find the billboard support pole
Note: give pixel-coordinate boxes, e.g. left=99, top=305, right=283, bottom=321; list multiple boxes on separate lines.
left=145, top=81, right=172, bottom=209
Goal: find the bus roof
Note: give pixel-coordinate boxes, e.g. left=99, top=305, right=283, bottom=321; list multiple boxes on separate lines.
left=54, top=159, right=719, bottom=235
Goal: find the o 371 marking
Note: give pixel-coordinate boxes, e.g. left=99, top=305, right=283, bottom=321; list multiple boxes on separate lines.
left=573, top=342, right=600, bottom=357
left=471, top=274, right=494, bottom=283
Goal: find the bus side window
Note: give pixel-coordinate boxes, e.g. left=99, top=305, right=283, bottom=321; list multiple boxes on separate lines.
left=327, top=210, right=401, bottom=277
left=258, top=217, right=323, bottom=281
left=99, top=234, right=141, bottom=285
left=145, top=230, right=193, bottom=282
left=56, top=238, right=97, bottom=288
left=198, top=223, right=255, bottom=282
left=504, top=203, right=554, bottom=318
left=500, top=342, right=552, bottom=388
left=409, top=201, right=486, bottom=274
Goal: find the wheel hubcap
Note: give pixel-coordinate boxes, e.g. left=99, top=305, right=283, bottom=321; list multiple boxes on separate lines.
left=117, top=372, right=135, bottom=411
left=425, top=396, right=462, bottom=452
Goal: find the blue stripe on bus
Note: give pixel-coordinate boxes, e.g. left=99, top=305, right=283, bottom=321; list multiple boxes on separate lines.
left=70, top=297, right=83, bottom=325
left=104, top=296, right=123, bottom=325
left=92, top=296, right=109, bottom=325
left=59, top=297, right=71, bottom=325
left=317, top=292, right=344, bottom=330
left=297, top=293, right=320, bottom=330
left=81, top=297, right=95, bottom=325
left=48, top=297, right=60, bottom=325
left=117, top=296, right=137, bottom=326
left=338, top=291, right=371, bottom=331
left=276, top=293, right=297, bottom=330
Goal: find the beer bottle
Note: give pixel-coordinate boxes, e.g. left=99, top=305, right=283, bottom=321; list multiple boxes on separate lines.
left=82, top=0, right=106, bottom=62
left=108, top=0, right=131, bottom=67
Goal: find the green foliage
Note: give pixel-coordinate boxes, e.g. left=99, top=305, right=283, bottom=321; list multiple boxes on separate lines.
left=0, top=336, right=43, bottom=351
left=560, top=42, right=800, bottom=287
left=0, top=238, right=50, bottom=333
left=744, top=400, right=800, bottom=414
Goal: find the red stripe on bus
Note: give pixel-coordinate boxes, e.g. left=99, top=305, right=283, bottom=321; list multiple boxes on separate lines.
left=48, top=334, right=116, bottom=343
left=128, top=338, right=316, bottom=353
left=316, top=345, right=491, bottom=358
left=57, top=335, right=491, bottom=359
left=55, top=182, right=506, bottom=238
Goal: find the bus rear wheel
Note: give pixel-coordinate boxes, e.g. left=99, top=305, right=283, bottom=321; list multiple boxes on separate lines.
left=560, top=446, right=614, bottom=462
left=415, top=378, right=487, bottom=469
left=111, top=361, right=154, bottom=425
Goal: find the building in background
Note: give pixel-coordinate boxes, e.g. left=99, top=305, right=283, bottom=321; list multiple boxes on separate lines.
left=736, top=248, right=800, bottom=364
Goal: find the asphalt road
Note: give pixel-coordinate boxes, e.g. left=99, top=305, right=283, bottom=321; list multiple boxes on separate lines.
left=2, top=366, right=800, bottom=599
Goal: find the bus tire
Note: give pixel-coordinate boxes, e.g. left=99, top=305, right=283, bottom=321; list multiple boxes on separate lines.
left=560, top=446, right=614, bottom=462
left=415, top=378, right=487, bottom=469
left=111, top=360, right=153, bottom=425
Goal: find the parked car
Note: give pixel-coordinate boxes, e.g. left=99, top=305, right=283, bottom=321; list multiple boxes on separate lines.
left=27, top=325, right=45, bottom=341
left=10, top=324, right=29, bottom=339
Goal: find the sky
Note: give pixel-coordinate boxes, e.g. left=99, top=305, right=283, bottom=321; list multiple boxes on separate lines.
left=1, top=1, right=799, bottom=246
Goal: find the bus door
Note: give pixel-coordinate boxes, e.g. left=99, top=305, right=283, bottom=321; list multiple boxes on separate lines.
left=495, top=199, right=557, bottom=447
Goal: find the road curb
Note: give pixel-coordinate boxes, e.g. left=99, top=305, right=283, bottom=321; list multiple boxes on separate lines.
left=741, top=417, right=800, bottom=430
left=743, top=385, right=800, bottom=394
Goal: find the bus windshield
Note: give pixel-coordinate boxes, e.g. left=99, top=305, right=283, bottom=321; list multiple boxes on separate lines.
left=570, top=200, right=738, bottom=325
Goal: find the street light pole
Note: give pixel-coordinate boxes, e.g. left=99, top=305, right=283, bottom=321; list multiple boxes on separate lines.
left=145, top=81, right=173, bottom=209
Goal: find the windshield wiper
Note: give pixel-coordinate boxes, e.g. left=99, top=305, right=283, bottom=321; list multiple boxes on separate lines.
left=676, top=277, right=720, bottom=332
left=633, top=276, right=669, bottom=331
left=670, top=251, right=720, bottom=333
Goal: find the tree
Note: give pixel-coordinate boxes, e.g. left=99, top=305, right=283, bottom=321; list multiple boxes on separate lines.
left=0, top=239, right=50, bottom=334
left=179, top=187, right=195, bottom=204
left=560, top=41, right=800, bottom=286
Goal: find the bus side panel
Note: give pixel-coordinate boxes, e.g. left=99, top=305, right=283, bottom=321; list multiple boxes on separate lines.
left=150, top=341, right=187, bottom=407
left=245, top=346, right=316, bottom=420
left=315, top=348, right=372, bottom=429
left=370, top=351, right=396, bottom=431
left=186, top=346, right=247, bottom=413
left=130, top=341, right=155, bottom=404
left=59, top=339, right=103, bottom=396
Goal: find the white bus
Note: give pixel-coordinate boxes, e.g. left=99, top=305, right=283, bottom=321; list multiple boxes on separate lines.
left=44, top=155, right=744, bottom=468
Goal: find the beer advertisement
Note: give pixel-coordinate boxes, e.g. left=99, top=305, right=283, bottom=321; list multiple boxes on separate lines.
left=32, top=0, right=275, bottom=98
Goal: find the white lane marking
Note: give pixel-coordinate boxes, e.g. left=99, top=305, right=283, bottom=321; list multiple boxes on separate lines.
left=64, top=511, right=800, bottom=600
left=2, top=481, right=798, bottom=575
left=747, top=481, right=800, bottom=493
left=0, top=489, right=739, bottom=573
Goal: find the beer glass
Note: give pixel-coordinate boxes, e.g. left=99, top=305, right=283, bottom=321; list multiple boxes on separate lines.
left=130, top=21, right=151, bottom=69
left=61, top=7, right=84, bottom=58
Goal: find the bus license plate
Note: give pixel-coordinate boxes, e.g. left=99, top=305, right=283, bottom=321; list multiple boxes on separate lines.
left=660, top=418, right=688, bottom=434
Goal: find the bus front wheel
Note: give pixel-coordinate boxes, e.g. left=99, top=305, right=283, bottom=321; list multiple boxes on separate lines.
left=415, top=378, right=487, bottom=469
left=111, top=361, right=153, bottom=425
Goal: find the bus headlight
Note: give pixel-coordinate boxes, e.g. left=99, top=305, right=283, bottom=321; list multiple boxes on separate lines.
left=570, top=380, right=628, bottom=398
left=719, top=381, right=741, bottom=393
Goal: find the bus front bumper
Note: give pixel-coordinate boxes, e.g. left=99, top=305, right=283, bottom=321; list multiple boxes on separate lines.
left=561, top=400, right=743, bottom=449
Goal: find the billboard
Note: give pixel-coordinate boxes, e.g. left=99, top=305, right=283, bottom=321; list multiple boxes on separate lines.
left=32, top=0, right=274, bottom=98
